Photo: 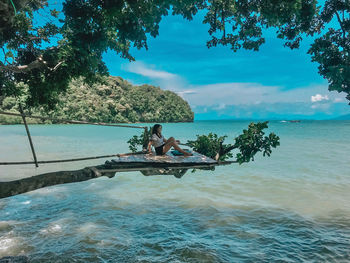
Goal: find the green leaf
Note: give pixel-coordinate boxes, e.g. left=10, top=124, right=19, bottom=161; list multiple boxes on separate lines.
left=5, top=51, right=14, bottom=60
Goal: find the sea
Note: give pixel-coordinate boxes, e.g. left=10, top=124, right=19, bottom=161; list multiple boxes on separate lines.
left=0, top=120, right=349, bottom=262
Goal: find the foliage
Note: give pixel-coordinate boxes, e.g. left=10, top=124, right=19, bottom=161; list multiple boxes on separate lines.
left=187, top=133, right=233, bottom=161
left=127, top=135, right=143, bottom=153
left=187, top=121, right=280, bottom=164
left=233, top=121, right=280, bottom=164
left=0, top=0, right=350, bottom=108
left=0, top=76, right=194, bottom=124
left=127, top=126, right=152, bottom=153
left=204, top=0, right=319, bottom=51
left=308, top=0, right=350, bottom=102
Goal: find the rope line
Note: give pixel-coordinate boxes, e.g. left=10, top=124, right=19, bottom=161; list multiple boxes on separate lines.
left=0, top=151, right=145, bottom=165
left=0, top=111, right=147, bottom=129
left=0, top=111, right=148, bottom=166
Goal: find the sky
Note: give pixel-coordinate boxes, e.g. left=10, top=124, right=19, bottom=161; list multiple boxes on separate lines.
left=102, top=10, right=350, bottom=120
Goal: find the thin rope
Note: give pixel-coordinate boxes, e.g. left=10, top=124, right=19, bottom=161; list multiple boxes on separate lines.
left=0, top=111, right=147, bottom=129
left=0, top=111, right=149, bottom=166
left=0, top=151, right=146, bottom=165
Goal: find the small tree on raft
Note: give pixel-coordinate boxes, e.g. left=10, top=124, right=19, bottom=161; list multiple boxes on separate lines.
left=127, top=126, right=153, bottom=153
left=187, top=121, right=280, bottom=163
left=128, top=121, right=280, bottom=164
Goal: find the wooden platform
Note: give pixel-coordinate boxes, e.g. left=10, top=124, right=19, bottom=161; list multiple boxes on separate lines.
left=113, top=150, right=216, bottom=164
left=98, top=151, right=219, bottom=178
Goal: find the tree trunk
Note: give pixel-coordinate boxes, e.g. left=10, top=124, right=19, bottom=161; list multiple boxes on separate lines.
left=0, top=167, right=114, bottom=199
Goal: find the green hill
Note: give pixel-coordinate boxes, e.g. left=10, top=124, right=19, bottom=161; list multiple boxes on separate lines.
left=0, top=76, right=194, bottom=124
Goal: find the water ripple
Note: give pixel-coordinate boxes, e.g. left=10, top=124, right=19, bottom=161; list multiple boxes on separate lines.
left=1, top=197, right=349, bottom=262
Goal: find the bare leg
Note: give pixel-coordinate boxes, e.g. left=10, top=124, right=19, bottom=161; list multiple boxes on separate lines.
left=163, top=137, right=192, bottom=156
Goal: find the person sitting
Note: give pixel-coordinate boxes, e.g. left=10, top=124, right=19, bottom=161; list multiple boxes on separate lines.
left=147, top=124, right=193, bottom=156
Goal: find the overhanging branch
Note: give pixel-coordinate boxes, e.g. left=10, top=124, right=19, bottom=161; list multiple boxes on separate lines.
left=0, top=167, right=113, bottom=199
left=0, top=56, right=46, bottom=73
left=0, top=57, right=64, bottom=74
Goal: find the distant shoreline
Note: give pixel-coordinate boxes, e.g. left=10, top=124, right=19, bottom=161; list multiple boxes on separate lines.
left=2, top=119, right=350, bottom=125
left=0, top=120, right=194, bottom=125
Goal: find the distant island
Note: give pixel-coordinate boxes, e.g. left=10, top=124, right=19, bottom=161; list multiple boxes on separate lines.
left=331, top=114, right=350, bottom=120
left=0, top=76, right=194, bottom=124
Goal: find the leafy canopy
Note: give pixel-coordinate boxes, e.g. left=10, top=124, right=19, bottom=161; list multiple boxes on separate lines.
left=0, top=0, right=349, bottom=108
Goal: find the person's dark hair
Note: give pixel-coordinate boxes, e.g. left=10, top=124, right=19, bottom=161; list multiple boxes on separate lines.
left=152, top=124, right=162, bottom=136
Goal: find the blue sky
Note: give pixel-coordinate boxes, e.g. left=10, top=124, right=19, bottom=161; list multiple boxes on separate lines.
left=103, top=10, right=349, bottom=120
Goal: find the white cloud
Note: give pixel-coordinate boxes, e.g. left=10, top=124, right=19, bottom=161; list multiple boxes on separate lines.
left=194, top=101, right=350, bottom=120
left=334, top=97, right=344, bottom=103
left=175, top=90, right=197, bottom=98
left=121, top=61, right=349, bottom=119
left=179, top=83, right=348, bottom=107
left=214, top=103, right=226, bottom=110
left=182, top=82, right=280, bottom=105
left=311, top=103, right=330, bottom=110
left=311, top=94, right=329, bottom=102
left=122, top=61, right=186, bottom=92
left=123, top=61, right=176, bottom=80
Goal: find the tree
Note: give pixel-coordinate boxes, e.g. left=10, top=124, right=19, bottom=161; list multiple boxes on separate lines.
left=187, top=122, right=280, bottom=163
left=308, top=0, right=350, bottom=101
left=0, top=0, right=349, bottom=109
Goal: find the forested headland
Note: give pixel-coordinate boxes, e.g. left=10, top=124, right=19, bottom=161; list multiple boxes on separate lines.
left=0, top=76, right=194, bottom=124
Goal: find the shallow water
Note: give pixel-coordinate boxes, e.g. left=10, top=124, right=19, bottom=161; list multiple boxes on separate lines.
left=0, top=120, right=349, bottom=262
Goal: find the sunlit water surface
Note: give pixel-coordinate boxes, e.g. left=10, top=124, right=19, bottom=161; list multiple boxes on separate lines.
left=0, top=120, right=349, bottom=262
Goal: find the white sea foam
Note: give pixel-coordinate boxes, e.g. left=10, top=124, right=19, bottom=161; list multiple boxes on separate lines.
left=40, top=223, right=62, bottom=235
left=31, top=187, right=63, bottom=195
left=77, top=222, right=97, bottom=233
left=0, top=237, right=15, bottom=251
left=0, top=232, right=21, bottom=258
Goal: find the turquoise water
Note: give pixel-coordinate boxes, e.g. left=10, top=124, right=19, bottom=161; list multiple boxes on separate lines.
left=0, top=121, right=349, bottom=262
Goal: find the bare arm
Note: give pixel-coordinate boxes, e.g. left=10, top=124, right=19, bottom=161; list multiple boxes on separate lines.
left=147, top=141, right=153, bottom=154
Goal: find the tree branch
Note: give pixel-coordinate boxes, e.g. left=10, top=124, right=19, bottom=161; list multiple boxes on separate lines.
left=0, top=56, right=46, bottom=73
left=215, top=143, right=237, bottom=161
left=0, top=56, right=64, bottom=74
left=0, top=167, right=115, bottom=199
left=51, top=60, right=64, bottom=71
left=335, top=11, right=346, bottom=40
left=29, top=36, right=49, bottom=41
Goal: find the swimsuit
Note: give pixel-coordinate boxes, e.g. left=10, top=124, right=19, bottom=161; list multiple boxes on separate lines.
left=155, top=144, right=165, bottom=155
left=151, top=133, right=165, bottom=155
